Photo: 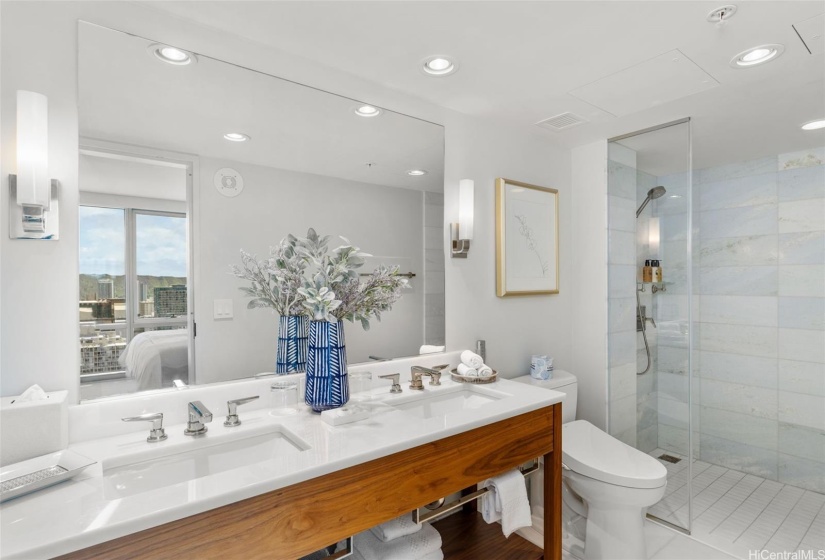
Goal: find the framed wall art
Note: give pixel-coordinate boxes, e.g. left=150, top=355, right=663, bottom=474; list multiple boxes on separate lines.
left=495, top=178, right=559, bottom=296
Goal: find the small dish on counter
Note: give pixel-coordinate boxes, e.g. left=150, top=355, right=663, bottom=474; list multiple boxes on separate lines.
left=0, top=450, right=96, bottom=503
left=450, top=368, right=498, bottom=384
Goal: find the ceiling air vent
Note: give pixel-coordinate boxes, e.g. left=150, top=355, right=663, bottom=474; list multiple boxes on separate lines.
left=535, top=112, right=588, bottom=132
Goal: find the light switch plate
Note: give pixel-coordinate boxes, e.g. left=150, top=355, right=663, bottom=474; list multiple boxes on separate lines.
left=213, top=299, right=233, bottom=320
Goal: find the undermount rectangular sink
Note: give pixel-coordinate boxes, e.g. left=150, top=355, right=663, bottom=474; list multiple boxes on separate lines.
left=102, top=425, right=309, bottom=499
left=389, top=385, right=507, bottom=420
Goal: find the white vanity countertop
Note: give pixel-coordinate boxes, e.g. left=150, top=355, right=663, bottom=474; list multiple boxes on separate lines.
left=0, top=376, right=563, bottom=559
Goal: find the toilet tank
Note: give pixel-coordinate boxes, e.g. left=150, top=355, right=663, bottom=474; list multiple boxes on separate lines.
left=511, top=370, right=577, bottom=423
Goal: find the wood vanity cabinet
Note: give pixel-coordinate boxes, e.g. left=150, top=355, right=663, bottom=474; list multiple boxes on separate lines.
left=58, top=404, right=562, bottom=560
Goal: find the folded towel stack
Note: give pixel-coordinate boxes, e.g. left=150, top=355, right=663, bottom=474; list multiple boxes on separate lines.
left=481, top=469, right=533, bottom=538
left=459, top=350, right=494, bottom=378
left=354, top=516, right=443, bottom=560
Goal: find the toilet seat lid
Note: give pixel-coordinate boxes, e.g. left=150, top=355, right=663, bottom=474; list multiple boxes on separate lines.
left=562, top=420, right=667, bottom=489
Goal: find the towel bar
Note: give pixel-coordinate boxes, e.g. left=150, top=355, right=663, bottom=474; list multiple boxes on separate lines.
left=411, top=459, right=540, bottom=525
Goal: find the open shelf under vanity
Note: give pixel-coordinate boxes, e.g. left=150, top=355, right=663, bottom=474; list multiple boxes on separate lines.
left=433, top=510, right=543, bottom=560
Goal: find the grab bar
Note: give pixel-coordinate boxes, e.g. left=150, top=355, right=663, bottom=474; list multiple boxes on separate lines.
left=411, top=459, right=540, bottom=524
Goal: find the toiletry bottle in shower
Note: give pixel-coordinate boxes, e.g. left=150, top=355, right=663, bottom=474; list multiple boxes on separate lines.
left=653, top=260, right=663, bottom=282
left=643, top=260, right=653, bottom=283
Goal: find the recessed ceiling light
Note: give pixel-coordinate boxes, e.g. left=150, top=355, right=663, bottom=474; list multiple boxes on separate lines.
left=149, top=43, right=196, bottom=66
left=801, top=119, right=825, bottom=131
left=223, top=132, right=250, bottom=142
left=730, top=44, right=784, bottom=68
left=407, top=169, right=428, bottom=176
left=422, top=56, right=458, bottom=76
left=354, top=105, right=382, bottom=117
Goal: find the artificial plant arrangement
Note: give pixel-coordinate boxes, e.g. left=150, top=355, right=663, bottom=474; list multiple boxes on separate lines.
left=232, top=228, right=409, bottom=410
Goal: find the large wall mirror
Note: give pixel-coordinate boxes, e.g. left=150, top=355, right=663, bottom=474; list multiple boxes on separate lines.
left=77, top=22, right=445, bottom=401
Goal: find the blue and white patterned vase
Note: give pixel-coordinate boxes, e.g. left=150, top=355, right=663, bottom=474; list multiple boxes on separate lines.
left=304, top=319, right=349, bottom=413
left=276, top=315, right=309, bottom=374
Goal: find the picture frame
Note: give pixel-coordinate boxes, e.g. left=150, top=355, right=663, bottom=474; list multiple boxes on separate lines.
left=495, top=178, right=559, bottom=296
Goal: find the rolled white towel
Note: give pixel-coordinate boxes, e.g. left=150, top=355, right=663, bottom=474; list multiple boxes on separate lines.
left=369, top=514, right=422, bottom=543
left=481, top=469, right=532, bottom=538
left=457, top=363, right=478, bottom=377
left=477, top=364, right=494, bottom=378
left=460, top=350, right=483, bottom=369
left=356, top=523, right=442, bottom=560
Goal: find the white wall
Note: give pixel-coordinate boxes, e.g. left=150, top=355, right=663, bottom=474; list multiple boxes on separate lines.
left=570, top=141, right=609, bottom=429
left=195, top=157, right=424, bottom=384
left=1, top=2, right=576, bottom=409
left=443, top=113, right=573, bottom=378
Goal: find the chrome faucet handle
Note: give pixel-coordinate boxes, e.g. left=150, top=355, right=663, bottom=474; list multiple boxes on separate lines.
left=224, top=396, right=260, bottom=427
left=122, top=412, right=168, bottom=443
left=410, top=364, right=449, bottom=390
left=185, top=400, right=212, bottom=436
left=378, top=373, right=402, bottom=394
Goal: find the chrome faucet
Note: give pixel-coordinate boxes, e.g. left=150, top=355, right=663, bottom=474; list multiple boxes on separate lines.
left=223, top=396, right=259, bottom=427
left=184, top=401, right=212, bottom=436
left=122, top=412, right=167, bottom=443
left=409, top=364, right=448, bottom=391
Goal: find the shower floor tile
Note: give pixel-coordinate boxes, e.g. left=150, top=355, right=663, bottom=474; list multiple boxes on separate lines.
left=648, top=449, right=825, bottom=559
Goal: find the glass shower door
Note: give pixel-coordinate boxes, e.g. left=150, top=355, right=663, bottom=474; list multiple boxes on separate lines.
left=607, top=119, right=693, bottom=532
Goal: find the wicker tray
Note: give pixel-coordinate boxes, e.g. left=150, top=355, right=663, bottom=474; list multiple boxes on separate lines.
left=450, top=368, right=498, bottom=384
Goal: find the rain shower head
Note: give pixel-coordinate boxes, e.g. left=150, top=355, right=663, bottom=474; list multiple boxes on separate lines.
left=636, top=186, right=667, bottom=218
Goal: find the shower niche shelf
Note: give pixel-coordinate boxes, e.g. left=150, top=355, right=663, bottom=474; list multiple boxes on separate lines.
left=637, top=282, right=667, bottom=293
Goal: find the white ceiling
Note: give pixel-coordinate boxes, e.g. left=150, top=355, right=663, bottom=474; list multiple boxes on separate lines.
left=78, top=23, right=444, bottom=192
left=145, top=0, right=825, bottom=172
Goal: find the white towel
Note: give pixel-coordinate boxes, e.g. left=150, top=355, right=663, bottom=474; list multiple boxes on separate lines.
left=356, top=522, right=442, bottom=560
left=481, top=469, right=532, bottom=538
left=419, top=345, right=445, bottom=355
left=350, top=549, right=442, bottom=560
left=477, top=364, right=494, bottom=378
left=457, top=363, right=478, bottom=377
left=369, top=514, right=423, bottom=543
left=460, top=350, right=483, bottom=369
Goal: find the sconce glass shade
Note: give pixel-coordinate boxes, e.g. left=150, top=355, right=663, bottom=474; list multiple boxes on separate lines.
left=648, top=217, right=660, bottom=257
left=16, top=90, right=49, bottom=208
left=458, top=179, right=474, bottom=240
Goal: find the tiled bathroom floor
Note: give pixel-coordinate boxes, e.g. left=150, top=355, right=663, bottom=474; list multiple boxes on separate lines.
left=648, top=449, right=825, bottom=559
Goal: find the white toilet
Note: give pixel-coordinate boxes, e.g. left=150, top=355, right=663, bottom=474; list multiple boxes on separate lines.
left=513, top=371, right=667, bottom=560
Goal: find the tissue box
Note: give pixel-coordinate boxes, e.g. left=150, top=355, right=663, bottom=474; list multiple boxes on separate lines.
left=0, top=390, right=68, bottom=467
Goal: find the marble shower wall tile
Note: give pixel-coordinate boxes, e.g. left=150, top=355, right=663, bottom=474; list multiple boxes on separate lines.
left=608, top=229, right=636, bottom=265
left=608, top=160, right=637, bottom=200
left=778, top=232, right=825, bottom=264
left=778, top=453, right=825, bottom=493
left=699, top=323, right=778, bottom=358
left=699, top=295, right=778, bottom=327
left=695, top=156, right=777, bottom=184
left=778, top=391, right=825, bottom=431
left=699, top=235, right=778, bottom=267
left=778, top=164, right=825, bottom=201
left=778, top=147, right=825, bottom=170
left=699, top=266, right=778, bottom=296
left=779, top=265, right=825, bottom=297
left=700, top=378, right=778, bottom=420
left=699, top=173, right=777, bottom=211
left=778, top=359, right=825, bottom=397
left=778, top=328, right=825, bottom=363
left=778, top=423, right=825, bottom=463
left=700, top=204, right=777, bottom=239
left=700, top=351, right=778, bottom=389
left=779, top=297, right=825, bottom=330
left=700, top=406, right=778, bottom=450
left=779, top=199, right=825, bottom=233
left=699, top=434, right=778, bottom=480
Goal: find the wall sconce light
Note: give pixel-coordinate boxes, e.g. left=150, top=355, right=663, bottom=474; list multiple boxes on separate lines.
left=9, top=90, right=59, bottom=240
left=451, top=179, right=474, bottom=258
left=648, top=217, right=660, bottom=258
